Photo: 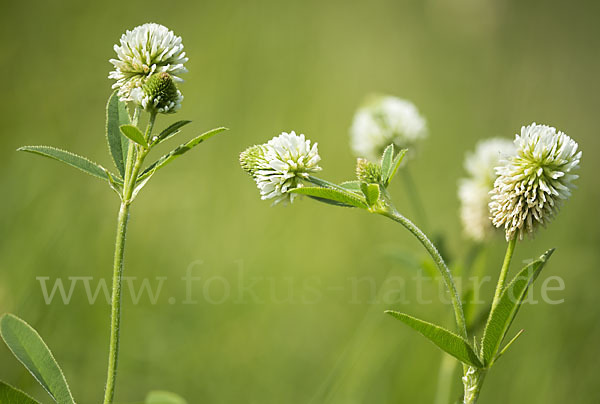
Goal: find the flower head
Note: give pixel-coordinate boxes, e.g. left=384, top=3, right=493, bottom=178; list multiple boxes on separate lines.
left=136, top=72, right=183, bottom=114
left=350, top=95, right=427, bottom=162
left=240, top=131, right=322, bottom=204
left=240, top=144, right=267, bottom=177
left=356, top=158, right=382, bottom=184
left=490, top=123, right=581, bottom=240
left=109, top=23, right=188, bottom=102
left=458, top=138, right=515, bottom=241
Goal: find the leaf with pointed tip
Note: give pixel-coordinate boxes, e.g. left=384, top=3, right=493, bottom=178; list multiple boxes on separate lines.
left=305, top=176, right=358, bottom=194
left=339, top=180, right=362, bottom=193
left=386, top=311, right=483, bottom=368
left=100, top=166, right=123, bottom=198
left=304, top=177, right=364, bottom=208
left=120, top=125, right=148, bottom=148
left=380, top=144, right=394, bottom=182
left=307, top=196, right=354, bottom=207
left=360, top=182, right=380, bottom=207
left=480, top=249, right=554, bottom=366
left=131, top=173, right=152, bottom=201
left=494, top=329, right=524, bottom=363
left=105, top=91, right=131, bottom=177
left=385, top=148, right=407, bottom=186
left=289, top=187, right=368, bottom=209
left=0, top=381, right=40, bottom=404
left=17, top=146, right=121, bottom=185
left=145, top=390, right=187, bottom=404
left=0, top=314, right=76, bottom=404
left=152, top=120, right=192, bottom=145
left=137, top=127, right=227, bottom=182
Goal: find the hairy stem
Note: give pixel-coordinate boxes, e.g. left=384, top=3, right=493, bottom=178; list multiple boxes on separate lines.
left=102, top=108, right=155, bottom=404
left=491, top=237, right=517, bottom=311
left=463, top=367, right=486, bottom=404
left=379, top=208, right=468, bottom=340
left=102, top=200, right=130, bottom=404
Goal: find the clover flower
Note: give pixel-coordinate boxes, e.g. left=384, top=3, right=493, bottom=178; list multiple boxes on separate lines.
left=458, top=138, right=515, bottom=241
left=350, top=95, right=427, bottom=162
left=109, top=23, right=188, bottom=103
left=490, top=123, right=581, bottom=240
left=134, top=72, right=183, bottom=114
left=240, top=131, right=322, bottom=204
left=356, top=158, right=382, bottom=184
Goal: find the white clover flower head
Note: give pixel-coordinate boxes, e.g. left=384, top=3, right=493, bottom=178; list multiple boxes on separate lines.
left=136, top=72, right=183, bottom=114
left=458, top=138, right=515, bottom=241
left=240, top=131, right=322, bottom=204
left=109, top=23, right=188, bottom=103
left=350, top=95, right=427, bottom=162
left=490, top=123, right=582, bottom=240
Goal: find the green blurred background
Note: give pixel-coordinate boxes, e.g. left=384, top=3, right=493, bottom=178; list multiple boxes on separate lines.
left=1, top=0, right=599, bottom=402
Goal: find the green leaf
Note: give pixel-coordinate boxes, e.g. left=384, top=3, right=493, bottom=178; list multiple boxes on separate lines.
left=137, top=127, right=227, bottom=182
left=339, top=180, right=362, bottom=193
left=380, top=144, right=394, bottom=183
left=0, top=314, right=76, bottom=404
left=152, top=120, right=192, bottom=145
left=289, top=187, right=368, bottom=209
left=105, top=91, right=131, bottom=178
left=306, top=196, right=354, bottom=207
left=305, top=177, right=365, bottom=206
left=101, top=167, right=123, bottom=198
left=145, top=390, right=187, bottom=404
left=480, top=249, right=554, bottom=366
left=17, top=146, right=121, bottom=185
left=385, top=148, right=407, bottom=186
left=0, top=381, right=40, bottom=404
left=360, top=182, right=380, bottom=207
left=385, top=311, right=483, bottom=368
left=306, top=176, right=357, bottom=193
left=494, top=329, right=524, bottom=363
left=119, top=124, right=148, bottom=148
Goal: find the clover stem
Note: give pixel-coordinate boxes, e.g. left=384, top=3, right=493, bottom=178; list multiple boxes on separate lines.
left=462, top=367, right=486, bottom=404
left=379, top=207, right=468, bottom=341
left=102, top=198, right=130, bottom=404
left=491, top=237, right=517, bottom=311
left=102, top=109, right=155, bottom=404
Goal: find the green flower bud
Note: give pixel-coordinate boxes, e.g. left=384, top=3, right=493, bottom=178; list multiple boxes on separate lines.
left=140, top=72, right=183, bottom=114
left=240, top=145, right=267, bottom=178
left=356, top=158, right=382, bottom=183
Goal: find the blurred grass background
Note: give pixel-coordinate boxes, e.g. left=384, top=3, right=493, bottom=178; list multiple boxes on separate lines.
left=1, top=0, right=599, bottom=402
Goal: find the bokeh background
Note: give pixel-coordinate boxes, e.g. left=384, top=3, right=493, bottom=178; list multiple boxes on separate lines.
left=1, top=0, right=599, bottom=403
